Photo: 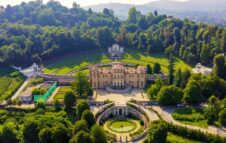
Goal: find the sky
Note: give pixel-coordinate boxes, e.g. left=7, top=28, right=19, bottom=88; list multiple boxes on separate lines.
left=0, top=0, right=189, bottom=7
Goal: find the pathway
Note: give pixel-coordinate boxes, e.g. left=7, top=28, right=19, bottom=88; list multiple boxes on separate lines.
left=11, top=78, right=30, bottom=100
left=47, top=87, right=60, bottom=102
left=150, top=106, right=226, bottom=137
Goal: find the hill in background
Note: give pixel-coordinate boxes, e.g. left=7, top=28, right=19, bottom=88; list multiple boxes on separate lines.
left=84, top=0, right=226, bottom=27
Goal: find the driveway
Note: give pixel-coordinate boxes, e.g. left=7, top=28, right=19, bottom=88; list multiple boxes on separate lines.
left=150, top=106, right=226, bottom=137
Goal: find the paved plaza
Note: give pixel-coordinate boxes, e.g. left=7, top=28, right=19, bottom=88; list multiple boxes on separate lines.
left=94, top=89, right=149, bottom=105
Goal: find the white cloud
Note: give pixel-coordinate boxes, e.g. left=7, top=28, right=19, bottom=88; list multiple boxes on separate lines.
left=0, top=0, right=189, bottom=7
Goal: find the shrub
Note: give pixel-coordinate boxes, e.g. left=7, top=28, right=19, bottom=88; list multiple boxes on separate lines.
left=157, top=85, right=183, bottom=105
left=148, top=120, right=167, bottom=143
left=219, top=108, right=226, bottom=127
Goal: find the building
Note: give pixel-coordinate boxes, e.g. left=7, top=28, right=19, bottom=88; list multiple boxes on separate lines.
left=108, top=44, right=124, bottom=59
left=19, top=87, right=34, bottom=103
left=192, top=63, right=212, bottom=76
left=12, top=63, right=41, bottom=78
left=89, top=62, right=146, bottom=89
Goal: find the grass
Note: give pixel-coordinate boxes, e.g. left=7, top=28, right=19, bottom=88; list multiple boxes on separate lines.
left=53, top=86, right=72, bottom=100
left=122, top=49, right=192, bottom=73
left=106, top=118, right=138, bottom=133
left=54, top=93, right=65, bottom=100
left=43, top=49, right=111, bottom=74
left=0, top=68, right=25, bottom=102
left=172, top=107, right=208, bottom=128
left=43, top=48, right=192, bottom=75
left=167, top=132, right=203, bottom=143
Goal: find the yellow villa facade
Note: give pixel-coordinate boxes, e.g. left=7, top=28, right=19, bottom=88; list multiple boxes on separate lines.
left=89, top=62, right=146, bottom=89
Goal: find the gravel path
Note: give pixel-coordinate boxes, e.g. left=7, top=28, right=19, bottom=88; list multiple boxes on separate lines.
left=150, top=106, right=226, bottom=137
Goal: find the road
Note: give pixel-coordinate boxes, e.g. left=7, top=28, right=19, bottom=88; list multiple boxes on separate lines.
left=11, top=78, right=30, bottom=100
left=150, top=106, right=226, bottom=137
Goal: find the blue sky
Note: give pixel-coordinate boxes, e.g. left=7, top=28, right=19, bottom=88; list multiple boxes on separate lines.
left=0, top=0, right=189, bottom=7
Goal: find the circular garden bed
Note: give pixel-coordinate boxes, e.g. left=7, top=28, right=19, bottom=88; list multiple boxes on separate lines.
left=106, top=118, right=138, bottom=133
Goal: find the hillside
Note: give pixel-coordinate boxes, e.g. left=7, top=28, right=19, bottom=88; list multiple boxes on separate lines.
left=85, top=0, right=226, bottom=27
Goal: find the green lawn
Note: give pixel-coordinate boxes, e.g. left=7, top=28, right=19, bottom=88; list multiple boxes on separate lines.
left=43, top=49, right=112, bottom=74
left=54, top=93, right=65, bottom=100
left=43, top=49, right=192, bottom=75
left=172, top=107, right=208, bottom=128
left=106, top=119, right=138, bottom=133
left=58, top=87, right=72, bottom=93
left=122, top=49, right=192, bottom=73
left=53, top=86, right=72, bottom=100
left=167, top=132, right=203, bottom=143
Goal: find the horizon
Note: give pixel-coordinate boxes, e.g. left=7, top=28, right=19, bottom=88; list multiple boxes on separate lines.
left=0, top=0, right=189, bottom=8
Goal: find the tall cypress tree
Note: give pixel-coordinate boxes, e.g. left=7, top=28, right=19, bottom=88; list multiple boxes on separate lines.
left=175, top=68, right=182, bottom=87
left=168, top=55, right=175, bottom=85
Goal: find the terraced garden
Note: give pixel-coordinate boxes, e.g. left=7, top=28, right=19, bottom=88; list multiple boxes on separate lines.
left=43, top=49, right=111, bottom=75
left=122, top=49, right=192, bottom=73
left=0, top=68, right=25, bottom=102
left=172, top=107, right=208, bottom=128
left=43, top=49, right=192, bottom=75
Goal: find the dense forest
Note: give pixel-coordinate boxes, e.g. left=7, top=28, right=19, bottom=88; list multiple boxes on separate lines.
left=0, top=0, right=225, bottom=67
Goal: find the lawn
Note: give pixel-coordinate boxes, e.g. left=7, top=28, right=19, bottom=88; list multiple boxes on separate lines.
left=54, top=93, right=65, bottom=100
left=122, top=49, right=192, bottom=73
left=167, top=132, right=203, bottom=143
left=0, top=68, right=25, bottom=102
left=43, top=49, right=112, bottom=75
left=43, top=48, right=192, bottom=75
left=172, top=107, right=208, bottom=128
left=53, top=86, right=72, bottom=100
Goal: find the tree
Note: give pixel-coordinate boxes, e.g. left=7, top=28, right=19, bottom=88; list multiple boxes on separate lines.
left=147, top=77, right=163, bottom=99
left=82, top=110, right=96, bottom=128
left=221, top=31, right=226, bottom=52
left=138, top=16, right=148, bottom=30
left=183, top=80, right=202, bottom=104
left=157, top=85, right=183, bottom=105
left=35, top=101, right=46, bottom=110
left=213, top=54, right=226, bottom=79
left=154, top=10, right=158, bottom=16
left=153, top=63, right=161, bottom=74
left=91, top=125, right=107, bottom=143
left=173, top=27, right=181, bottom=43
left=72, top=71, right=92, bottom=97
left=76, top=100, right=90, bottom=118
left=205, top=95, right=221, bottom=124
left=23, top=119, right=40, bottom=143
left=51, top=124, right=70, bottom=143
left=54, top=99, right=61, bottom=112
left=64, top=91, right=76, bottom=110
left=37, top=8, right=56, bottom=26
left=128, top=7, right=138, bottom=24
left=73, top=120, right=89, bottom=135
left=39, top=128, right=52, bottom=143
left=70, top=131, right=94, bottom=143
left=147, top=64, right=152, bottom=74
left=174, top=68, right=182, bottom=87
left=148, top=121, right=167, bottom=143
left=168, top=56, right=175, bottom=85
left=97, top=27, right=114, bottom=48
left=0, top=122, right=19, bottom=143
left=219, top=108, right=226, bottom=127
left=180, top=68, right=191, bottom=88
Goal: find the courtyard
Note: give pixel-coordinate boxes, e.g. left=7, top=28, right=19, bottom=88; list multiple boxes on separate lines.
left=94, top=89, right=149, bottom=105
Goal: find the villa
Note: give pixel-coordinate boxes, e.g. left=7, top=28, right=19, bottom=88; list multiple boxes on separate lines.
left=89, top=62, right=146, bottom=89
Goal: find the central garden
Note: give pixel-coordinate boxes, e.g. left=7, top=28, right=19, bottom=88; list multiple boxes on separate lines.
left=106, top=118, right=138, bottom=133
